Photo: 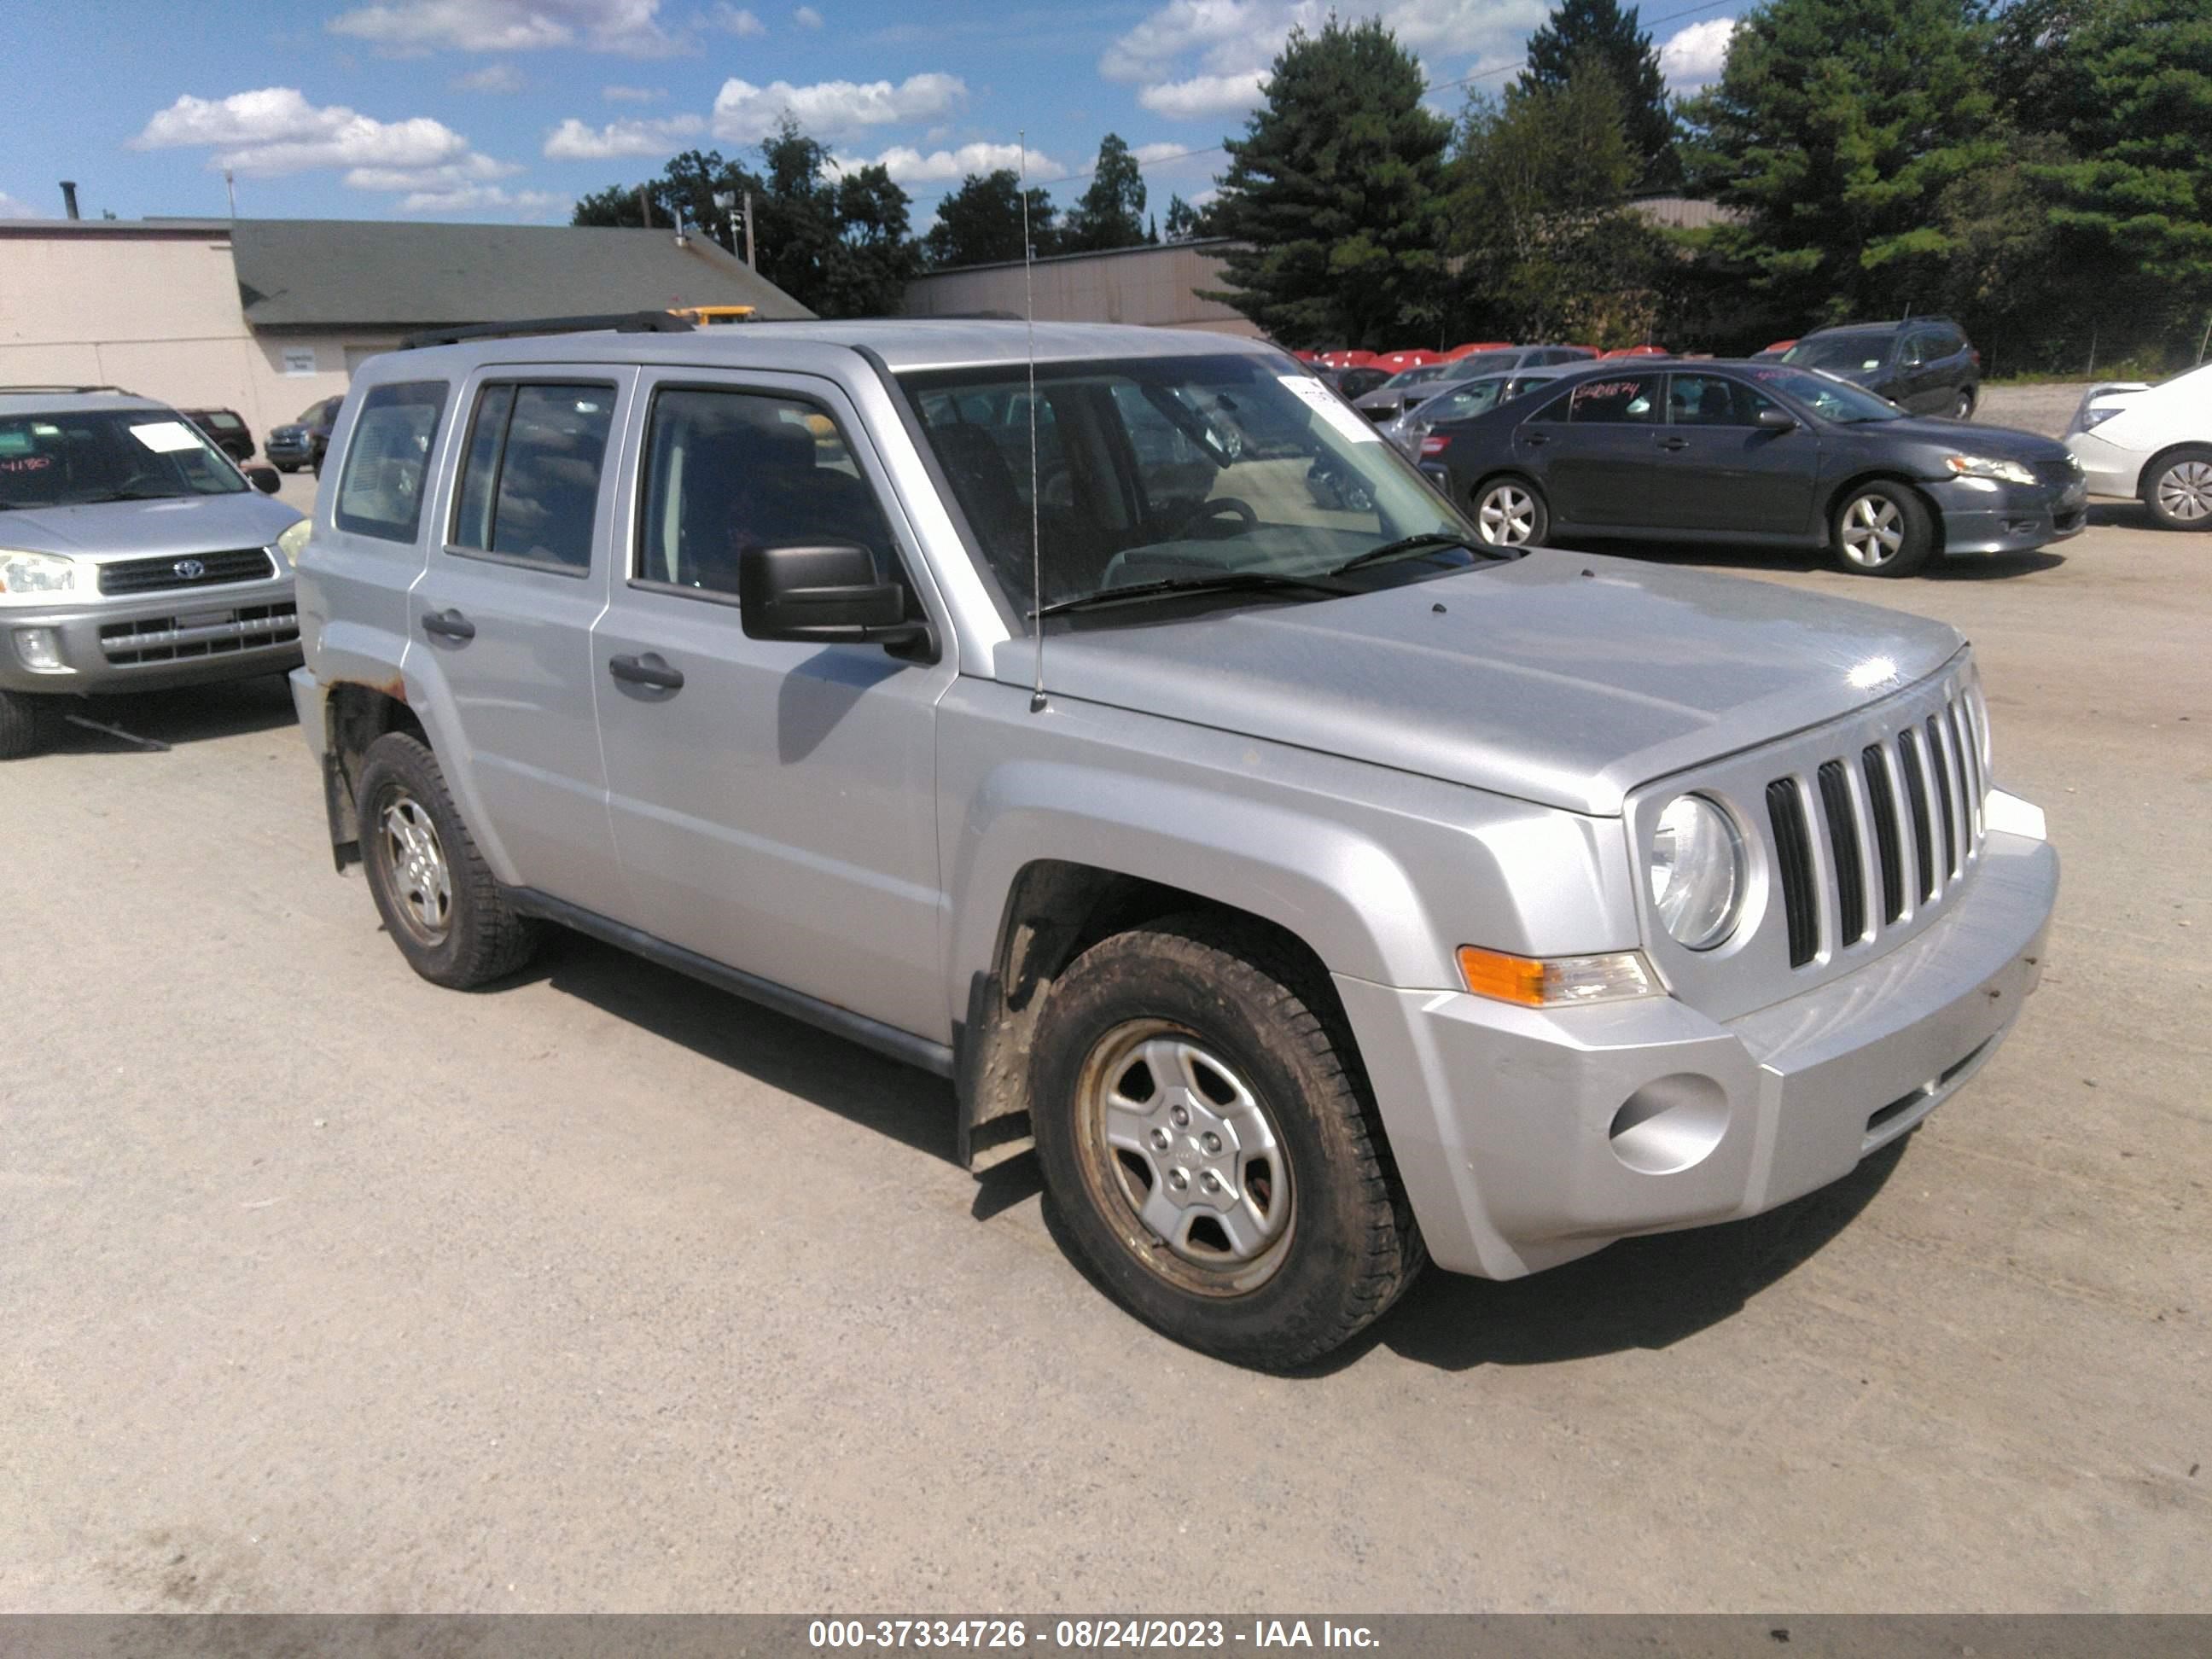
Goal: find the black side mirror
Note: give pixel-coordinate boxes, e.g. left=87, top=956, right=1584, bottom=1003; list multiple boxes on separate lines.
left=247, top=465, right=282, bottom=493
left=738, top=541, right=934, bottom=656
left=1755, top=406, right=1799, bottom=432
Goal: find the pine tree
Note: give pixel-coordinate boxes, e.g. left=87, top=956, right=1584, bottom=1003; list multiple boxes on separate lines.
left=922, top=171, right=1060, bottom=267
left=1207, top=20, right=1452, bottom=347
left=1521, top=0, right=1679, bottom=187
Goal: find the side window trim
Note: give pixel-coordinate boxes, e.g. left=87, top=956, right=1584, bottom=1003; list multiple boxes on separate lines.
left=440, top=375, right=620, bottom=579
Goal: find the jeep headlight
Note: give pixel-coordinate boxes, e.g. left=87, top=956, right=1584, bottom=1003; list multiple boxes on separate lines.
left=0, top=549, right=79, bottom=601
left=1650, top=795, right=1745, bottom=950
left=276, top=519, right=312, bottom=567
left=1945, top=454, right=2037, bottom=486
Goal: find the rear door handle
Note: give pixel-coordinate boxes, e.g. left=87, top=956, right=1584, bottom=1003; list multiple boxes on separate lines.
left=1658, top=436, right=1691, bottom=451
left=1523, top=433, right=1550, bottom=447
left=608, top=651, right=684, bottom=691
left=420, top=608, right=475, bottom=641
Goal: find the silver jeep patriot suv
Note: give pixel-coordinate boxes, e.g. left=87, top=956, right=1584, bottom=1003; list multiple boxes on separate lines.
left=289, top=317, right=2057, bottom=1369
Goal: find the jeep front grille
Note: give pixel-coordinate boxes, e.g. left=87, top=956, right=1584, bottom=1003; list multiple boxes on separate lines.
left=97, top=547, right=276, bottom=596
left=98, top=602, right=299, bottom=666
left=1766, top=678, right=1988, bottom=967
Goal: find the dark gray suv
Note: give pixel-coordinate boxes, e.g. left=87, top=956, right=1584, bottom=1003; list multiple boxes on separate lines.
left=1784, top=320, right=1982, bottom=419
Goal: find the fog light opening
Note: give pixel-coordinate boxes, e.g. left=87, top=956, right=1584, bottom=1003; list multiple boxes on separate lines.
left=1608, top=1074, right=1730, bottom=1175
left=13, top=626, right=65, bottom=672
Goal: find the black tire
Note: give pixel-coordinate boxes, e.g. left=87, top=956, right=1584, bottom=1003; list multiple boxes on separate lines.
left=1831, top=481, right=1935, bottom=576
left=354, top=731, right=538, bottom=988
left=1950, top=387, right=1976, bottom=421
left=1028, top=913, right=1423, bottom=1370
left=1469, top=474, right=1548, bottom=549
left=2141, top=447, right=2212, bottom=532
left=0, top=690, right=48, bottom=760
left=276, top=463, right=299, bottom=475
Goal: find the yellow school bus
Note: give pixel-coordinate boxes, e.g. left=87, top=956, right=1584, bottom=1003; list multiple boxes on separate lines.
left=669, top=305, right=756, bottom=326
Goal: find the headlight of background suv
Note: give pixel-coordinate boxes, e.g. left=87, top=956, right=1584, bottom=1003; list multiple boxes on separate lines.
left=1650, top=795, right=1745, bottom=950
left=1945, top=454, right=2038, bottom=486
left=0, top=549, right=79, bottom=602
left=276, top=519, right=312, bottom=566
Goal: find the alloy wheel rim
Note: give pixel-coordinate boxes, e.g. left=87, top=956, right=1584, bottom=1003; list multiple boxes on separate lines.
left=2157, top=461, right=2212, bottom=522
left=1477, top=485, right=1535, bottom=545
left=1841, top=494, right=1905, bottom=566
left=380, top=795, right=452, bottom=942
left=1073, top=1020, right=1295, bottom=1297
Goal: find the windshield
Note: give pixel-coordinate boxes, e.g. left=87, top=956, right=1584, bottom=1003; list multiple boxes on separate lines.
left=902, top=353, right=1482, bottom=626
left=0, top=409, right=245, bottom=509
left=1783, top=334, right=1892, bottom=373
left=1743, top=365, right=1903, bottom=424
left=1382, top=363, right=1457, bottom=390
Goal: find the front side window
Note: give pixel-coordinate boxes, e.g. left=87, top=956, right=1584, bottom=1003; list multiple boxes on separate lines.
left=1743, top=365, right=1903, bottom=425
left=1667, top=374, right=1776, bottom=427
left=448, top=381, right=614, bottom=573
left=1569, top=375, right=1662, bottom=423
left=635, top=387, right=897, bottom=597
left=901, top=352, right=1478, bottom=621
left=0, top=407, right=247, bottom=509
left=335, top=382, right=445, bottom=542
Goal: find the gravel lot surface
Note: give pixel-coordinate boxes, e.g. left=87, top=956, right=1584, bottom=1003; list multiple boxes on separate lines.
left=3, top=489, right=2205, bottom=1614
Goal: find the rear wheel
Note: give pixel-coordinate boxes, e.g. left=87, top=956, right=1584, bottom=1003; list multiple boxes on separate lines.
left=1831, top=482, right=1934, bottom=576
left=2143, top=448, right=2212, bottom=531
left=1029, top=914, right=1423, bottom=1371
left=0, top=690, right=49, bottom=760
left=355, top=731, right=538, bottom=988
left=1950, top=388, right=1976, bottom=421
left=1470, top=475, right=1548, bottom=548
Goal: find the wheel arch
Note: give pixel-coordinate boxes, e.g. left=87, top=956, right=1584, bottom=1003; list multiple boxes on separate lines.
left=2137, top=440, right=2212, bottom=501
left=320, top=679, right=427, bottom=868
left=1823, top=469, right=1947, bottom=553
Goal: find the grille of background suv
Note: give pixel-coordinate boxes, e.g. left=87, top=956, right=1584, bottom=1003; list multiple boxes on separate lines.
left=96, top=548, right=276, bottom=596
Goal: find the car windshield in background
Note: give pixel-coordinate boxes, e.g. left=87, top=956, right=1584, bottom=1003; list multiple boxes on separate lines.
left=0, top=409, right=245, bottom=509
left=1782, top=334, right=1890, bottom=373
left=1442, top=352, right=1517, bottom=379
left=1744, top=365, right=1904, bottom=424
left=1384, top=364, right=1459, bottom=389
left=901, top=353, right=1481, bottom=623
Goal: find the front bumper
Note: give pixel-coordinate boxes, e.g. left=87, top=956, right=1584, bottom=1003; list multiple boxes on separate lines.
left=1336, top=821, right=2057, bottom=1280
left=1927, top=474, right=2087, bottom=554
left=0, top=575, right=302, bottom=695
left=2064, top=430, right=2143, bottom=499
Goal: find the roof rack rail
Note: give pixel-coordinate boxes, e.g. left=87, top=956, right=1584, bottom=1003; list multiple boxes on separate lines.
left=399, top=311, right=696, bottom=351
left=0, top=383, right=136, bottom=395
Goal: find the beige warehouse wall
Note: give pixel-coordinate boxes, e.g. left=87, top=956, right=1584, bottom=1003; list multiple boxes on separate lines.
left=905, top=242, right=1264, bottom=338
left=0, top=230, right=390, bottom=453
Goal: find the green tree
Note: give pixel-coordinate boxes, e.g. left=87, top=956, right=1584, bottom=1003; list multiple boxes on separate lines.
left=1161, top=194, right=1204, bottom=241
left=1680, top=0, right=2003, bottom=323
left=1450, top=67, right=1668, bottom=344
left=1521, top=0, right=1679, bottom=186
left=1062, top=133, right=1150, bottom=253
left=923, top=169, right=1060, bottom=267
left=1206, top=20, right=1452, bottom=348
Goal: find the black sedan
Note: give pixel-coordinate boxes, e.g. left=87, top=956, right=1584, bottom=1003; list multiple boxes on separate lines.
left=1417, top=361, right=2087, bottom=576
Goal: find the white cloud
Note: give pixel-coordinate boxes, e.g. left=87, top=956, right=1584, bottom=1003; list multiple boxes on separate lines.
left=329, top=0, right=685, bottom=56
left=1660, top=17, right=1738, bottom=91
left=345, top=154, right=521, bottom=191
left=544, top=114, right=707, bottom=159
left=830, top=141, right=1065, bottom=184
left=793, top=5, right=824, bottom=26
left=709, top=3, right=767, bottom=34
left=0, top=190, right=44, bottom=218
left=133, top=87, right=480, bottom=178
left=711, top=73, right=965, bottom=142
left=399, top=184, right=568, bottom=215
left=1138, top=71, right=1266, bottom=117
left=602, top=84, right=667, bottom=102
left=453, top=62, right=524, bottom=92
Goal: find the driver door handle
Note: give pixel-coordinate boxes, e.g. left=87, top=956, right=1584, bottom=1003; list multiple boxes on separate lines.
left=1658, top=435, right=1691, bottom=451
left=608, top=651, right=684, bottom=692
left=420, top=608, right=475, bottom=641
left=1522, top=433, right=1550, bottom=446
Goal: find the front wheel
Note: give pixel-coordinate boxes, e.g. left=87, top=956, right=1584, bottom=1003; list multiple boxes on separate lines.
left=1831, top=483, right=1934, bottom=576
left=2143, top=448, right=2212, bottom=531
left=1029, top=915, right=1423, bottom=1370
left=1470, top=475, right=1548, bottom=548
left=0, top=690, right=49, bottom=760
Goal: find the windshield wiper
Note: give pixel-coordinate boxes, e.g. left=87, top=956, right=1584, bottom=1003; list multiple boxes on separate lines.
left=1324, top=532, right=1488, bottom=577
left=1033, top=570, right=1351, bottom=620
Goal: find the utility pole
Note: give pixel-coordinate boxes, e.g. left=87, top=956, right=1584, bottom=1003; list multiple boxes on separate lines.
left=743, top=189, right=755, bottom=267
left=224, top=169, right=236, bottom=218
left=637, top=183, right=652, bottom=228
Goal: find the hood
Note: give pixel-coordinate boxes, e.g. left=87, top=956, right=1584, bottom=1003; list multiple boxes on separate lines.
left=0, top=491, right=302, bottom=560
left=1872, top=417, right=2071, bottom=464
left=996, top=549, right=1965, bottom=815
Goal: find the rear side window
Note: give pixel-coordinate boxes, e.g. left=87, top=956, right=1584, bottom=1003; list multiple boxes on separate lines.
left=335, top=381, right=446, bottom=543
left=449, top=381, right=615, bottom=573
left=1569, top=375, right=1662, bottom=423
left=1667, top=374, right=1778, bottom=426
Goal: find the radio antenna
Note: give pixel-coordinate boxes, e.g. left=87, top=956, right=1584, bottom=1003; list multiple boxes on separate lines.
left=1020, top=129, right=1046, bottom=714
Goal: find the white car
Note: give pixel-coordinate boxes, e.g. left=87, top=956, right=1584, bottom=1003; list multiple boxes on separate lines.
left=2064, top=362, right=2212, bottom=529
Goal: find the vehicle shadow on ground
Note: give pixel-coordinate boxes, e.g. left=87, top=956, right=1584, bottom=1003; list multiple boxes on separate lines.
left=32, top=672, right=299, bottom=755
left=1550, top=538, right=2066, bottom=581
left=521, top=927, right=959, bottom=1164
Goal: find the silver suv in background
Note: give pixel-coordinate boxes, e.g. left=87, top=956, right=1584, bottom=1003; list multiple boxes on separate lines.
left=0, top=387, right=306, bottom=758
left=289, top=317, right=2056, bottom=1370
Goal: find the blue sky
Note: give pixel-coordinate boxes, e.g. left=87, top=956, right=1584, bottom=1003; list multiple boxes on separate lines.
left=0, top=0, right=1747, bottom=229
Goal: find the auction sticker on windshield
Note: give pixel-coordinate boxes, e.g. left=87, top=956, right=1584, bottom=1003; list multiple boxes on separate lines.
left=129, top=421, right=204, bottom=453
left=1279, top=375, right=1382, bottom=443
